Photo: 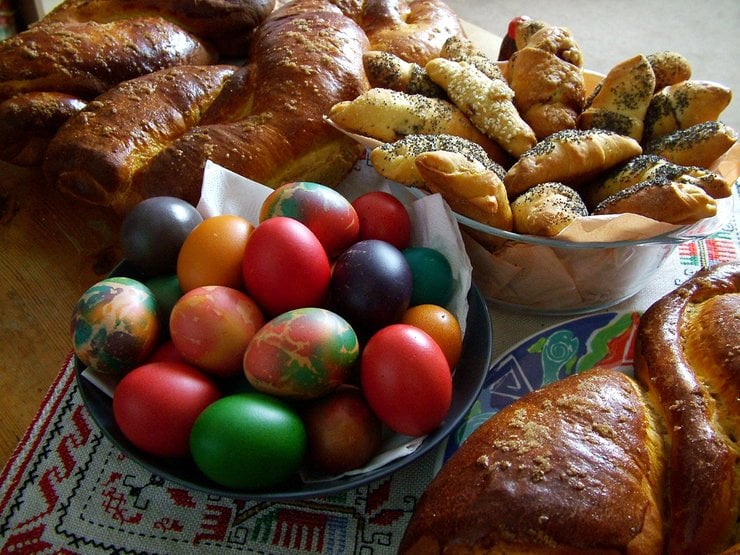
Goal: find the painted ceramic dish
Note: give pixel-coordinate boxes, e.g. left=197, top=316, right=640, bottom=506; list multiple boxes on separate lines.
left=439, top=310, right=640, bottom=464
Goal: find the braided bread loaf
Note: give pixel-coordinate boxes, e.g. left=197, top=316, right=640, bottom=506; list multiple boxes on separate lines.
left=35, top=0, right=465, bottom=212
left=400, top=262, right=740, bottom=554
left=0, top=0, right=274, bottom=166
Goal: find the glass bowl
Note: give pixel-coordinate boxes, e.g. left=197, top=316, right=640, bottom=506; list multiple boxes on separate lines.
left=455, top=188, right=736, bottom=315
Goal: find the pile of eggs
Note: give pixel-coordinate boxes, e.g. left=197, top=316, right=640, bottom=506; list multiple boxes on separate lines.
left=71, top=182, right=464, bottom=491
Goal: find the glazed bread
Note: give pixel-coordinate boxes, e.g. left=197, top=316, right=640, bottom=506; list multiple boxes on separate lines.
left=0, top=0, right=273, bottom=166
left=400, top=367, right=667, bottom=554
left=0, top=92, right=87, bottom=166
left=359, top=0, right=464, bottom=66
left=39, top=0, right=275, bottom=58
left=635, top=262, right=740, bottom=554
left=52, top=0, right=371, bottom=211
left=400, top=262, right=740, bottom=554
left=43, top=65, right=237, bottom=207
left=0, top=18, right=217, bottom=102
left=36, top=0, right=466, bottom=212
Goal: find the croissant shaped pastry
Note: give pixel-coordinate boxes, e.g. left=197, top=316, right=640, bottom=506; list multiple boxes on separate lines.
left=579, top=54, right=656, bottom=142
left=400, top=262, right=740, bottom=555
left=425, top=57, right=537, bottom=158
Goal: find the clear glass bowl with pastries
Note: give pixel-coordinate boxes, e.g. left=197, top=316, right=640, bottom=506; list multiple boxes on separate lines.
left=328, top=18, right=739, bottom=315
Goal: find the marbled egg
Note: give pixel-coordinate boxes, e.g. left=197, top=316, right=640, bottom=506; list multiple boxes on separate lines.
left=71, top=277, right=160, bottom=374
left=243, top=307, right=358, bottom=399
left=259, top=181, right=359, bottom=258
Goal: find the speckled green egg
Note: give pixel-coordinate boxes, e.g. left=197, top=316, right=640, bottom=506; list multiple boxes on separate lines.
left=71, top=277, right=160, bottom=374
left=242, top=307, right=359, bottom=399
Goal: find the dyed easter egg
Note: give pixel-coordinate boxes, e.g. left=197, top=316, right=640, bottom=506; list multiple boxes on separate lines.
left=243, top=307, right=358, bottom=399
left=169, top=286, right=265, bottom=377
left=71, top=277, right=160, bottom=374
left=113, top=361, right=221, bottom=458
left=190, top=392, right=306, bottom=489
left=402, top=247, right=454, bottom=307
left=330, top=239, right=412, bottom=333
left=259, top=181, right=359, bottom=258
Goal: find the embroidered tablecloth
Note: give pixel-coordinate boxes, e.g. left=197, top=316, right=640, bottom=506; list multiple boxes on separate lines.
left=1, top=183, right=738, bottom=554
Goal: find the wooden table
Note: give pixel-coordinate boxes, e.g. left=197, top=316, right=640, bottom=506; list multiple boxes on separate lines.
left=0, top=162, right=122, bottom=467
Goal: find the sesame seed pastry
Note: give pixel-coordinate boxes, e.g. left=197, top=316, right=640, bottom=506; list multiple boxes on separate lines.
left=438, top=35, right=506, bottom=82
left=579, top=54, right=656, bottom=142
left=425, top=57, right=537, bottom=158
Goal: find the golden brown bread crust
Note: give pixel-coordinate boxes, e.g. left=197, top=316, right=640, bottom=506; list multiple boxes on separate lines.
left=507, top=46, right=586, bottom=140
left=425, top=57, right=538, bottom=158
left=578, top=54, right=656, bottom=142
left=328, top=87, right=509, bottom=164
left=635, top=262, right=740, bottom=554
left=0, top=18, right=217, bottom=102
left=511, top=181, right=588, bottom=236
left=643, top=80, right=733, bottom=143
left=503, top=128, right=643, bottom=198
left=414, top=150, right=513, bottom=231
left=360, top=0, right=464, bottom=66
left=369, top=133, right=500, bottom=186
left=581, top=154, right=732, bottom=210
left=591, top=177, right=717, bottom=225
left=43, top=65, right=236, bottom=207
left=399, top=368, right=666, bottom=554
left=122, top=0, right=372, bottom=210
left=400, top=264, right=739, bottom=554
left=0, top=92, right=87, bottom=166
left=0, top=0, right=273, bottom=167
left=644, top=120, right=738, bottom=168
left=646, top=51, right=692, bottom=91
left=41, top=0, right=275, bottom=58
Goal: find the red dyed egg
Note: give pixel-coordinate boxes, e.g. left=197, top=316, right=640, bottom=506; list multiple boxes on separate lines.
left=259, top=181, right=359, bottom=258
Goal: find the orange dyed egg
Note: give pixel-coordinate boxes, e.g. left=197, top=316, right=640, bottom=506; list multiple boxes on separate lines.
left=177, top=215, right=253, bottom=291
